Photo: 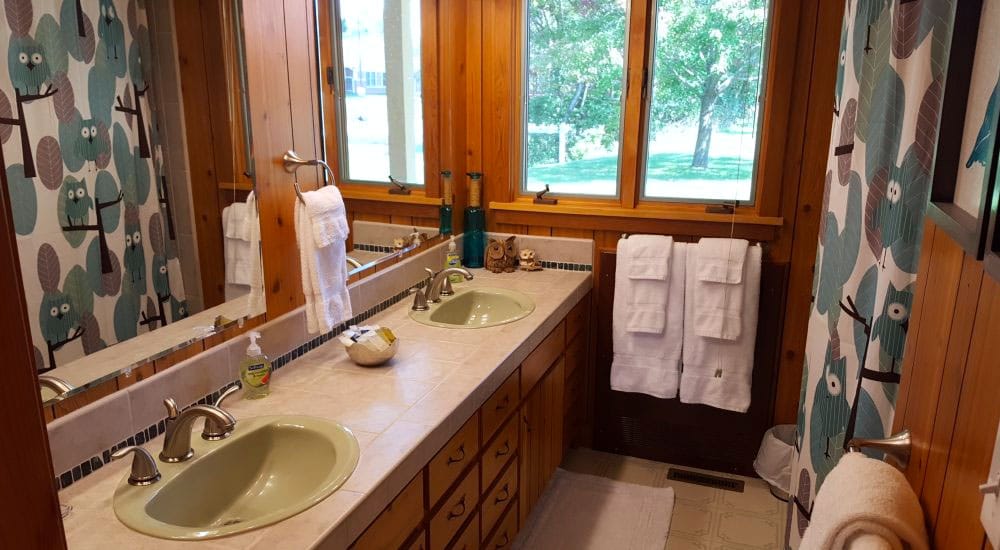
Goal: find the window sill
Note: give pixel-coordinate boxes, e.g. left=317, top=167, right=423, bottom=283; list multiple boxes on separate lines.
left=340, top=187, right=442, bottom=206
left=489, top=200, right=784, bottom=241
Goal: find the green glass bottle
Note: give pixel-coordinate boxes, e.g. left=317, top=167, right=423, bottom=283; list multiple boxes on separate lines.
left=463, top=172, right=485, bottom=268
left=439, top=170, right=453, bottom=235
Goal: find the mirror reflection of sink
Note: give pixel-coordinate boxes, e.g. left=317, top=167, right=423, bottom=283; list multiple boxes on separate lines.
left=410, top=288, right=535, bottom=329
left=113, top=415, right=359, bottom=540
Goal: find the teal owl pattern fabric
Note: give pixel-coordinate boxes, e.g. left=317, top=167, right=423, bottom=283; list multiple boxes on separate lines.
left=788, top=1, right=956, bottom=547
left=1, top=0, right=187, bottom=373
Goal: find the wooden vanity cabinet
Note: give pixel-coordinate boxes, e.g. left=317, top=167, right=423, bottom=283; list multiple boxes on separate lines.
left=351, top=293, right=591, bottom=550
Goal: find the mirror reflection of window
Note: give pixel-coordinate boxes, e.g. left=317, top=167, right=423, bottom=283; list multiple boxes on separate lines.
left=331, top=0, right=425, bottom=185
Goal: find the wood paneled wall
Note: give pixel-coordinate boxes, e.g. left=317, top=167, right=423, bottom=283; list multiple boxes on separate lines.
left=893, top=219, right=1000, bottom=549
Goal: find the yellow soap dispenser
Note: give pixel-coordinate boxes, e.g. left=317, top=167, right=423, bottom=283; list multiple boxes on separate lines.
left=240, top=331, right=271, bottom=399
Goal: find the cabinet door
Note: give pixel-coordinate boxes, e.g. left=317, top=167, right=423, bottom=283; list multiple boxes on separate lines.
left=543, top=358, right=565, bottom=480
left=519, top=389, right=542, bottom=526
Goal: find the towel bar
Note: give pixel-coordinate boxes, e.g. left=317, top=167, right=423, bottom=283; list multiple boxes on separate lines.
left=847, top=429, right=911, bottom=470
left=282, top=150, right=334, bottom=204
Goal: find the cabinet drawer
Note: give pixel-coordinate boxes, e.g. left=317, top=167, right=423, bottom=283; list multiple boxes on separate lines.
left=482, top=413, right=518, bottom=488
left=482, top=369, right=519, bottom=442
left=354, top=471, right=425, bottom=549
left=447, top=513, right=478, bottom=550
left=565, top=295, right=589, bottom=342
left=484, top=499, right=518, bottom=550
left=429, top=413, right=480, bottom=505
left=430, top=464, right=479, bottom=550
left=406, top=530, right=427, bottom=550
left=481, top=460, right=517, bottom=540
left=522, top=321, right=565, bottom=395
left=564, top=332, right=587, bottom=381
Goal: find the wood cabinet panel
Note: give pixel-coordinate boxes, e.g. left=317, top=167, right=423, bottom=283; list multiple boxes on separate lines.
left=482, top=369, right=519, bottom=443
left=564, top=331, right=587, bottom=381
left=447, top=513, right=478, bottom=550
left=481, top=460, right=517, bottom=540
left=406, top=529, right=428, bottom=550
left=430, top=464, right=479, bottom=550
left=429, top=414, right=480, bottom=505
left=565, top=295, right=590, bottom=343
left=519, top=358, right=565, bottom=526
left=521, top=321, right=565, bottom=395
left=482, top=414, right=519, bottom=488
left=353, top=471, right=425, bottom=550
left=484, top=500, right=518, bottom=550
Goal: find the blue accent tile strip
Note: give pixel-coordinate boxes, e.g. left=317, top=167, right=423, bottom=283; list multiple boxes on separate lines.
left=353, top=243, right=397, bottom=253
left=55, top=260, right=591, bottom=491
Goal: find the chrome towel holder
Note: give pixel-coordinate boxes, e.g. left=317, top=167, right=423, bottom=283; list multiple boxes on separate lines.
left=282, top=150, right=334, bottom=204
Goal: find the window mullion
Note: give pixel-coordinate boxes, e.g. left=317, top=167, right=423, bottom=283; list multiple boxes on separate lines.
left=619, top=0, right=654, bottom=209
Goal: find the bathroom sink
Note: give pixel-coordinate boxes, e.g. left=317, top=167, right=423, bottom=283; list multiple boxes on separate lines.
left=410, top=287, right=535, bottom=328
left=113, top=415, right=359, bottom=540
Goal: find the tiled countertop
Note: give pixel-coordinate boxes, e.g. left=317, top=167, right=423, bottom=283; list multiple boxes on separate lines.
left=59, top=267, right=592, bottom=549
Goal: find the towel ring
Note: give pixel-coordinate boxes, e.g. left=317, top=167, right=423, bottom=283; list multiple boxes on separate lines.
left=847, top=429, right=911, bottom=470
left=283, top=150, right=334, bottom=204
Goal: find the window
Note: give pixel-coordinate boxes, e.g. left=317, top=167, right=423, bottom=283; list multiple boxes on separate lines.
left=643, top=0, right=769, bottom=202
left=522, top=0, right=629, bottom=197
left=330, top=0, right=425, bottom=185
left=520, top=0, right=771, bottom=204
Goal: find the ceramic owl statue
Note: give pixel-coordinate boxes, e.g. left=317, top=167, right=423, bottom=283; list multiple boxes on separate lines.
left=486, top=236, right=517, bottom=273
left=519, top=248, right=543, bottom=271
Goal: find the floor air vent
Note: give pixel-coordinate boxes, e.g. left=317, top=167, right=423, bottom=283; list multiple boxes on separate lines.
left=667, top=468, right=744, bottom=493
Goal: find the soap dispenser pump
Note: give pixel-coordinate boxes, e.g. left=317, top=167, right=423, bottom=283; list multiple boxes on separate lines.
left=240, top=331, right=271, bottom=399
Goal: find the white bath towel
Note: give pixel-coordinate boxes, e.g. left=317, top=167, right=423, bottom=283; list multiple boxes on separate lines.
left=611, top=239, right=685, bottom=398
left=295, top=187, right=352, bottom=334
left=800, top=453, right=928, bottom=550
left=305, top=186, right=350, bottom=248
left=627, top=234, right=673, bottom=280
left=692, top=238, right=752, bottom=340
left=680, top=244, right=760, bottom=412
left=245, top=192, right=266, bottom=315
left=222, top=204, right=255, bottom=286
left=623, top=235, right=674, bottom=333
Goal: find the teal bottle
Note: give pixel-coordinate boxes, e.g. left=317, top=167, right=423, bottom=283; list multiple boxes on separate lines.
left=463, top=172, right=485, bottom=268
left=439, top=170, right=453, bottom=235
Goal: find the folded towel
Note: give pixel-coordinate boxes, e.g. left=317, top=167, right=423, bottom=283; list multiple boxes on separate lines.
left=222, top=205, right=256, bottom=286
left=692, top=238, right=754, bottom=340
left=628, top=234, right=673, bottom=280
left=611, top=239, right=686, bottom=398
left=845, top=533, right=897, bottom=550
left=305, top=186, right=350, bottom=248
left=801, top=453, right=928, bottom=550
left=223, top=201, right=252, bottom=241
left=246, top=192, right=266, bottom=315
left=296, top=188, right=352, bottom=334
left=680, top=244, right=760, bottom=412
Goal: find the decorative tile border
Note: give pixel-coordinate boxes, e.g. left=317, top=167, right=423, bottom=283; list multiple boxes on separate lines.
left=353, top=243, right=397, bottom=254
left=55, top=260, right=592, bottom=491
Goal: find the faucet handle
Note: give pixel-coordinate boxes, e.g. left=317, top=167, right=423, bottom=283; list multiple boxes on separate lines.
left=440, top=276, right=455, bottom=296
left=410, top=287, right=429, bottom=311
left=110, top=446, right=161, bottom=486
left=203, top=386, right=240, bottom=441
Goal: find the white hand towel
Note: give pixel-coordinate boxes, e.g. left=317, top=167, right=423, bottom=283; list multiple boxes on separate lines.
left=692, top=238, right=752, bottom=340
left=628, top=234, right=673, bottom=280
left=246, top=192, right=266, bottom=315
left=222, top=205, right=255, bottom=286
left=800, top=453, right=928, bottom=550
left=680, top=244, right=760, bottom=412
left=295, top=188, right=352, bottom=334
left=223, top=200, right=251, bottom=241
left=611, top=240, right=686, bottom=398
left=305, top=186, right=350, bottom=249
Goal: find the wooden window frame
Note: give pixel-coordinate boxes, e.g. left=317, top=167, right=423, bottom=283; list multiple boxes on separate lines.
left=495, top=0, right=801, bottom=226
left=317, top=0, right=443, bottom=203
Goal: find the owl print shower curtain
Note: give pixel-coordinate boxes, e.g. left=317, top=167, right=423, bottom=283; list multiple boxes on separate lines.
left=787, top=0, right=958, bottom=547
left=0, top=0, right=187, bottom=372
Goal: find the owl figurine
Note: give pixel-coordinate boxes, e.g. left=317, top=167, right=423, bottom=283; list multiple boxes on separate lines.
left=61, top=178, right=93, bottom=226
left=75, top=120, right=108, bottom=169
left=38, top=291, right=80, bottom=346
left=123, top=222, right=146, bottom=287
left=8, top=36, right=51, bottom=95
left=485, top=236, right=517, bottom=274
left=151, top=254, right=170, bottom=298
left=97, top=0, right=125, bottom=61
left=518, top=248, right=542, bottom=271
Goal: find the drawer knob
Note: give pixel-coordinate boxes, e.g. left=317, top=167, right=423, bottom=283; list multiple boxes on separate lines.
left=447, top=444, right=466, bottom=465
left=494, top=483, right=510, bottom=505
left=495, top=441, right=511, bottom=458
left=495, top=532, right=510, bottom=549
left=495, top=395, right=510, bottom=411
left=447, top=495, right=467, bottom=520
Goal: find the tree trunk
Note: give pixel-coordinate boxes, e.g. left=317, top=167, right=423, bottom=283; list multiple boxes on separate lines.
left=692, top=77, right=720, bottom=169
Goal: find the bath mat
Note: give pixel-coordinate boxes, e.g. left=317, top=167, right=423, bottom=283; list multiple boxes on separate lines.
left=514, top=468, right=675, bottom=550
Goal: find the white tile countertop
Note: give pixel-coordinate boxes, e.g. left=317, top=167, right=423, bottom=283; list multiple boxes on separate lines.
left=58, top=267, right=592, bottom=549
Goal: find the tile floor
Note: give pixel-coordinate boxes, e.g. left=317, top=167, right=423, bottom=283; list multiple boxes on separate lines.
left=560, top=448, right=786, bottom=550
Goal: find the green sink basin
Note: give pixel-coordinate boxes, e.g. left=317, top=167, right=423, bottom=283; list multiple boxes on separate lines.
left=410, top=288, right=535, bottom=329
left=113, top=415, right=359, bottom=540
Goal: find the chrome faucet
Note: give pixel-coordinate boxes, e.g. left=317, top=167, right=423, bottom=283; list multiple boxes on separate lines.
left=426, top=267, right=473, bottom=302
left=202, top=385, right=240, bottom=441
left=160, top=399, right=236, bottom=463
left=38, top=375, right=74, bottom=395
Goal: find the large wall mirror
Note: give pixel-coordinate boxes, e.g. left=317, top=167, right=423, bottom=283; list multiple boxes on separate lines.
left=0, top=0, right=266, bottom=411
